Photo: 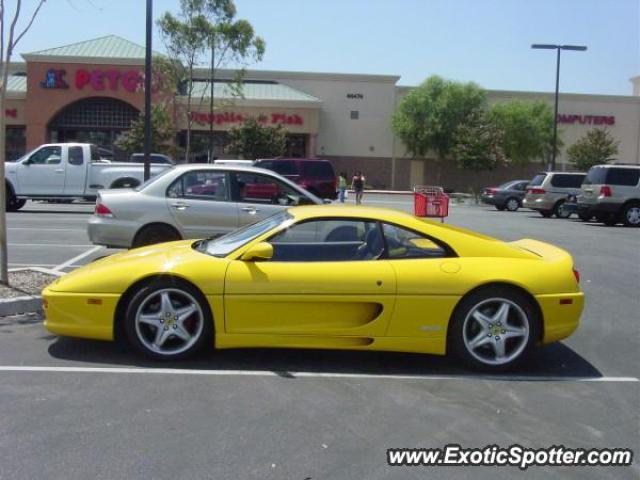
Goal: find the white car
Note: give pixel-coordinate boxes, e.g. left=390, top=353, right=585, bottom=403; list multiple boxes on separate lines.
left=88, top=164, right=324, bottom=248
left=4, top=143, right=171, bottom=210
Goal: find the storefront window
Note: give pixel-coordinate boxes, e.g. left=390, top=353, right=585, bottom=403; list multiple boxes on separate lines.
left=285, top=134, right=306, bottom=158
left=5, top=126, right=26, bottom=161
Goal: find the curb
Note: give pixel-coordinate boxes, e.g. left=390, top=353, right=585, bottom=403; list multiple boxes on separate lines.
left=0, top=295, right=42, bottom=317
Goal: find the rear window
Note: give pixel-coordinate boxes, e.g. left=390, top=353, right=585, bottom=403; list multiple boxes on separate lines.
left=585, top=167, right=640, bottom=186
left=529, top=174, right=547, bottom=187
left=550, top=174, right=585, bottom=188
left=302, top=161, right=334, bottom=178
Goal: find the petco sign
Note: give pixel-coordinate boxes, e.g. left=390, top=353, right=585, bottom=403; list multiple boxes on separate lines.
left=558, top=114, right=615, bottom=126
left=75, top=69, right=143, bottom=92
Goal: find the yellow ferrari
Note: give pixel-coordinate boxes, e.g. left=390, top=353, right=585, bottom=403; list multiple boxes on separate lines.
left=43, top=206, right=584, bottom=371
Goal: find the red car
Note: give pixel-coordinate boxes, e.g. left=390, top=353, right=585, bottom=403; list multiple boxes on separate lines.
left=254, top=158, right=337, bottom=199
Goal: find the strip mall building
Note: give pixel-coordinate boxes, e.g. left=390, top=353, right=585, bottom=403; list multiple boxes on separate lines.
left=4, top=35, right=640, bottom=190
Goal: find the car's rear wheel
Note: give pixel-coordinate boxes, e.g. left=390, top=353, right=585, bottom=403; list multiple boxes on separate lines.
left=622, top=203, right=640, bottom=227
left=449, top=287, right=540, bottom=372
left=133, top=224, right=181, bottom=248
left=539, top=210, right=553, bottom=218
left=124, top=279, right=212, bottom=360
left=578, top=213, right=592, bottom=222
left=505, top=197, right=520, bottom=212
left=554, top=200, right=571, bottom=219
left=494, top=204, right=505, bottom=211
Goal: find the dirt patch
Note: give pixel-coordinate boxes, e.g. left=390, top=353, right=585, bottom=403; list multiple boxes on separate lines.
left=0, top=270, right=58, bottom=299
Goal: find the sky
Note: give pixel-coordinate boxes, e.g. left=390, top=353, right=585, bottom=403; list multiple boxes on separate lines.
left=7, top=0, right=640, bottom=95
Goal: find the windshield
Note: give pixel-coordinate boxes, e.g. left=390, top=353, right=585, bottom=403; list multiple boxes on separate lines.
left=202, top=211, right=293, bottom=257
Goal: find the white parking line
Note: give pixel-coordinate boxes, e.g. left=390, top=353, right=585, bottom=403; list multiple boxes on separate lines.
left=53, top=246, right=103, bottom=271
left=0, top=366, right=636, bottom=382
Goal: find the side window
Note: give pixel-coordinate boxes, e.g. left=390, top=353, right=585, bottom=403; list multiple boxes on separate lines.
left=268, top=219, right=383, bottom=262
left=302, top=161, right=334, bottom=178
left=68, top=146, right=84, bottom=166
left=29, top=146, right=62, bottom=165
left=515, top=182, right=528, bottom=191
left=606, top=168, right=640, bottom=186
left=551, top=174, right=585, bottom=188
left=271, top=161, right=297, bottom=176
left=167, top=171, right=229, bottom=201
left=235, top=172, right=310, bottom=206
left=383, top=223, right=447, bottom=259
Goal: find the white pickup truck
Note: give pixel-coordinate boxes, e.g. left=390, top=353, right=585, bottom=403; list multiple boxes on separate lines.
left=4, top=143, right=172, bottom=211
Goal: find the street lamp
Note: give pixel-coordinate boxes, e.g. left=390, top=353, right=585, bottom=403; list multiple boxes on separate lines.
left=531, top=43, right=587, bottom=170
left=143, top=0, right=153, bottom=181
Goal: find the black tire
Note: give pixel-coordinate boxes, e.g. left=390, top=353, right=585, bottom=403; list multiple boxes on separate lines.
left=597, top=213, right=618, bottom=226
left=133, top=224, right=181, bottom=248
left=5, top=186, right=25, bottom=212
left=539, top=210, right=553, bottom=218
left=448, top=286, right=541, bottom=372
left=578, top=213, right=592, bottom=222
left=494, top=204, right=506, bottom=211
left=621, top=203, right=640, bottom=227
left=554, top=200, right=571, bottom=219
left=505, top=197, right=520, bottom=212
left=124, top=278, right=213, bottom=360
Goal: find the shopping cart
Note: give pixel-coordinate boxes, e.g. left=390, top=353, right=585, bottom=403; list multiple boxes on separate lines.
left=413, top=186, right=449, bottom=222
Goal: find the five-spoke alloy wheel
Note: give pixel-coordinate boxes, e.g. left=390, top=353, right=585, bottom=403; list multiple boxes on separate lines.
left=125, top=280, right=212, bottom=360
left=450, top=287, right=540, bottom=371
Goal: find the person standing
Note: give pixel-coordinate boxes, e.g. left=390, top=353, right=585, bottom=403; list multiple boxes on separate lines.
left=352, top=171, right=365, bottom=205
left=337, top=172, right=348, bottom=203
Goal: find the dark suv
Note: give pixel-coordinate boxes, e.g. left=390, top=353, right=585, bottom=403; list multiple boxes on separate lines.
left=254, top=158, right=337, bottom=199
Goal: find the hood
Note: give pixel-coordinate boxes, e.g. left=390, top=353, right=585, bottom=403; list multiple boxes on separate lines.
left=46, top=240, right=228, bottom=294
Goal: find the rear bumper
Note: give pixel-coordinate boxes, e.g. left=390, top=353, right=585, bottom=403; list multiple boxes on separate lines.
left=480, top=194, right=501, bottom=206
left=577, top=201, right=622, bottom=217
left=523, top=196, right=554, bottom=211
left=536, top=292, right=585, bottom=343
left=88, top=215, right=138, bottom=248
left=43, top=288, right=119, bottom=341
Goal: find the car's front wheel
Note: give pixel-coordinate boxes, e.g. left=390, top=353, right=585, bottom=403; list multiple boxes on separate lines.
left=554, top=200, right=571, bottom=219
left=494, top=204, right=505, bottom=211
left=133, top=224, right=181, bottom=248
left=449, top=287, right=540, bottom=371
left=124, top=279, right=212, bottom=360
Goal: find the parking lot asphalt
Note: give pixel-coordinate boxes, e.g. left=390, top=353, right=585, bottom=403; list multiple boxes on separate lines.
left=1, top=198, right=639, bottom=479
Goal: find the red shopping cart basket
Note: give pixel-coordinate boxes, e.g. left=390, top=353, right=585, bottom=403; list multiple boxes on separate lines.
left=414, top=186, right=449, bottom=221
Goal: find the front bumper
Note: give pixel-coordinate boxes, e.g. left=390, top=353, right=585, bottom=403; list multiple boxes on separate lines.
left=536, top=292, right=585, bottom=343
left=88, top=215, right=139, bottom=249
left=43, top=288, right=120, bottom=341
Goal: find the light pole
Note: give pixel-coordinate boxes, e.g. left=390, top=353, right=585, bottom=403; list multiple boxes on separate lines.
left=143, top=0, right=153, bottom=181
left=208, top=31, right=215, bottom=163
left=531, top=44, right=587, bottom=170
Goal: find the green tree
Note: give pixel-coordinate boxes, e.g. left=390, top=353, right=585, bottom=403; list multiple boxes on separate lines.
left=114, top=104, right=178, bottom=157
left=392, top=75, right=486, bottom=181
left=227, top=117, right=287, bottom=160
left=452, top=112, right=507, bottom=201
left=567, top=128, right=619, bottom=171
left=158, top=0, right=265, bottom=162
left=489, top=100, right=554, bottom=166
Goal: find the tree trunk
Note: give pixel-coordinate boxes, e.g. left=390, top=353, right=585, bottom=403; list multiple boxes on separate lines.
left=0, top=61, right=10, bottom=285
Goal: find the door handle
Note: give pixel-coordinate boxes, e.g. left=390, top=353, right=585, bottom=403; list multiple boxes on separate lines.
left=55, top=169, right=64, bottom=173
left=171, top=203, right=190, bottom=210
left=241, top=206, right=260, bottom=214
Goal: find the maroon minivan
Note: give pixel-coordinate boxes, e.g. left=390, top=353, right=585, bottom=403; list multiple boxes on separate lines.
left=254, top=158, right=337, bottom=199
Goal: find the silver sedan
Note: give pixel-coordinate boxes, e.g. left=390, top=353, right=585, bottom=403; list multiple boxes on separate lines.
left=88, top=165, right=324, bottom=248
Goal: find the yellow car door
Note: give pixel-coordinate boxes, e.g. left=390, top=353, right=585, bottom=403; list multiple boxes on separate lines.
left=224, top=218, right=396, bottom=338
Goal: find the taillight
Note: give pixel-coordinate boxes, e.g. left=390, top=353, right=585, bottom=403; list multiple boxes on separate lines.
left=95, top=203, right=114, bottom=217
left=573, top=268, right=580, bottom=283
left=599, top=185, right=612, bottom=197
left=486, top=188, right=497, bottom=194
left=527, top=188, right=546, bottom=195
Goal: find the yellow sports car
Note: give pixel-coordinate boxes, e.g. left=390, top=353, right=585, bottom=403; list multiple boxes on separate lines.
left=43, top=206, right=584, bottom=371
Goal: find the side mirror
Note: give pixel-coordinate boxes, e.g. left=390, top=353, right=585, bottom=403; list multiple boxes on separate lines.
left=240, top=242, right=273, bottom=262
